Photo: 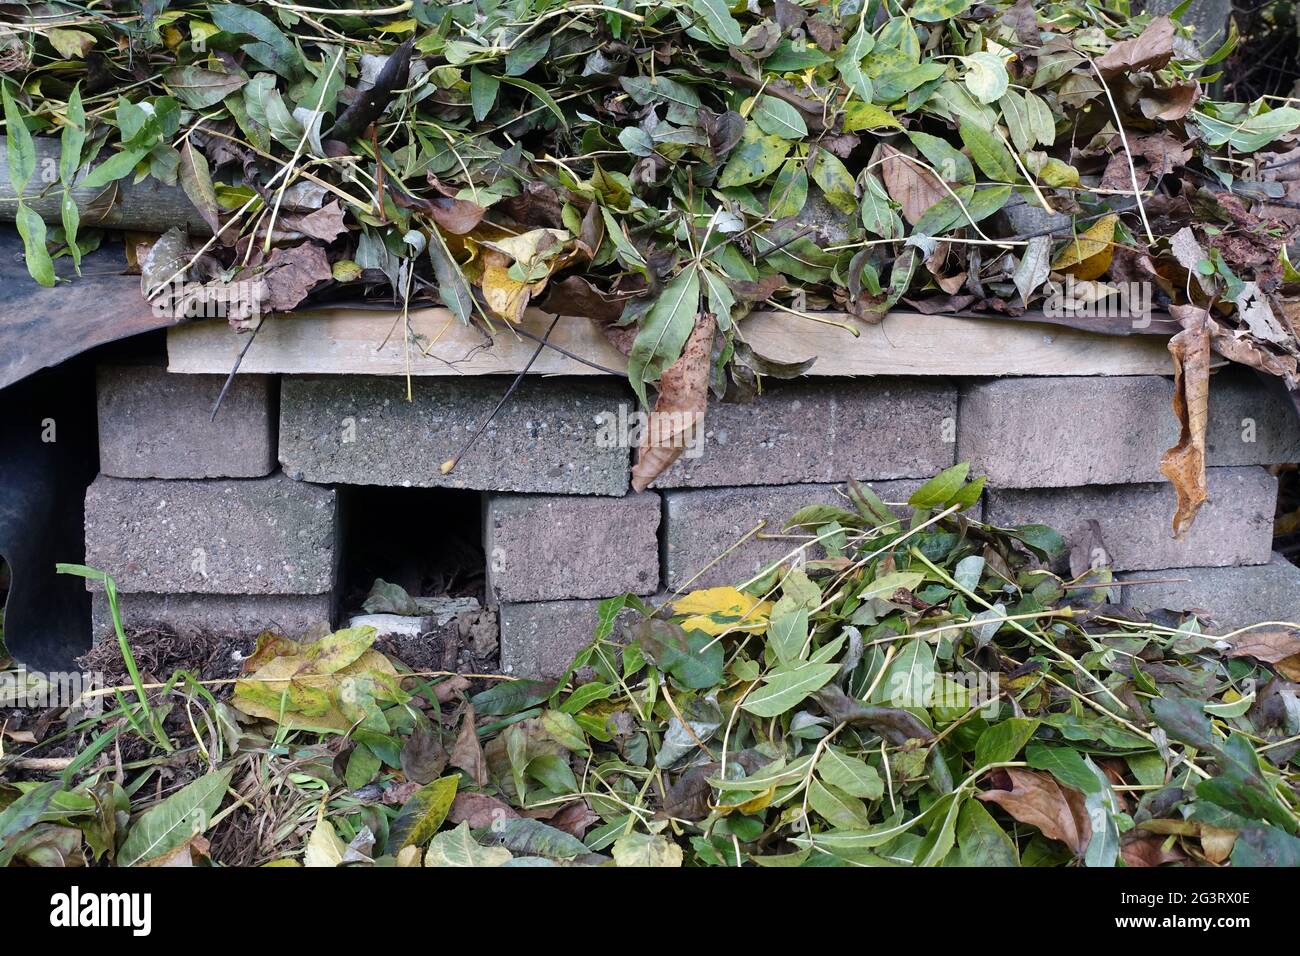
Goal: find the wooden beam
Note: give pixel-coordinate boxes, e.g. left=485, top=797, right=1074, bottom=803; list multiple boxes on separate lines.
left=167, top=307, right=1177, bottom=377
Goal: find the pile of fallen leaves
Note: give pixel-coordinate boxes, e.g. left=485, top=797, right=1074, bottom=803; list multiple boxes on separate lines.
left=3, top=465, right=1300, bottom=867
left=3, top=2, right=1300, bottom=492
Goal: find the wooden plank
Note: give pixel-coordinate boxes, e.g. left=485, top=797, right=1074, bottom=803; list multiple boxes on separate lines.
left=168, top=307, right=1177, bottom=377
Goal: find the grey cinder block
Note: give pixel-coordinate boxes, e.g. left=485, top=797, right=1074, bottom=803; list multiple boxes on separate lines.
left=84, top=473, right=338, bottom=595
left=97, top=365, right=277, bottom=479
left=650, top=379, right=957, bottom=488
left=485, top=492, right=660, bottom=602
left=278, top=375, right=631, bottom=495
left=984, top=467, right=1277, bottom=572
left=1119, top=554, right=1300, bottom=632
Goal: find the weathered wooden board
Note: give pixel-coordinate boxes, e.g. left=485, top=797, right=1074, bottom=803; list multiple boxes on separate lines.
left=167, top=307, right=1177, bottom=377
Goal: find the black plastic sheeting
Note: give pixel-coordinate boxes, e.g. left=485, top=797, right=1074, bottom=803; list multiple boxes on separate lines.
left=0, top=364, right=97, bottom=670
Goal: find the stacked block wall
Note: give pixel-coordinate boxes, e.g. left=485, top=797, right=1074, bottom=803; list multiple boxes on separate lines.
left=87, top=363, right=1300, bottom=674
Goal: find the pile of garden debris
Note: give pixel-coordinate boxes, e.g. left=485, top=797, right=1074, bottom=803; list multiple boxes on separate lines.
left=2, top=467, right=1299, bottom=867
left=4, top=1, right=1300, bottom=502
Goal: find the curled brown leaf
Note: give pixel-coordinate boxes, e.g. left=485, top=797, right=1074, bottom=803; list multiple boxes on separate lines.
left=631, top=311, right=716, bottom=492
left=1160, top=306, right=1211, bottom=538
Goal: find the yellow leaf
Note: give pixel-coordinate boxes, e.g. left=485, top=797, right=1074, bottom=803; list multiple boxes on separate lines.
left=843, top=101, right=902, bottom=131
left=671, top=586, right=773, bottom=635
left=1051, top=214, right=1117, bottom=281
left=479, top=248, right=537, bottom=323
left=473, top=228, right=582, bottom=323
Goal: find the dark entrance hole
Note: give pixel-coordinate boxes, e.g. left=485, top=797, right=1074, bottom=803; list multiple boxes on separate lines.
left=337, top=485, right=486, bottom=615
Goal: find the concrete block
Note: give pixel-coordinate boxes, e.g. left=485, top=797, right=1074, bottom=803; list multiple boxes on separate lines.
left=984, top=466, right=1276, bottom=572
left=958, top=376, right=1173, bottom=488
left=279, top=376, right=630, bottom=495
left=959, top=369, right=1300, bottom=490
left=1119, top=554, right=1300, bottom=632
left=1205, top=366, right=1300, bottom=467
left=92, top=591, right=332, bottom=641
left=499, top=599, right=643, bottom=680
left=485, top=493, right=660, bottom=602
left=650, top=379, right=956, bottom=488
left=97, top=365, right=276, bottom=479
left=84, top=473, right=337, bottom=594
left=662, top=479, right=949, bottom=590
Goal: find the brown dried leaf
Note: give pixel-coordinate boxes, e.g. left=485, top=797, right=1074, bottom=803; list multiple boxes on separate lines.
left=540, top=275, right=626, bottom=323
left=1096, top=16, right=1175, bottom=78
left=1200, top=825, right=1236, bottom=864
left=879, top=143, right=947, bottom=226
left=281, top=200, right=347, bottom=243
left=1160, top=308, right=1211, bottom=538
left=544, top=800, right=600, bottom=838
left=977, top=768, right=1092, bottom=854
left=726, top=273, right=786, bottom=303
left=1139, top=80, right=1199, bottom=121
left=1225, top=630, right=1300, bottom=663
left=260, top=242, right=332, bottom=312
left=449, top=704, right=488, bottom=787
left=632, top=312, right=715, bottom=492
left=1120, top=833, right=1185, bottom=867
left=447, top=791, right=519, bottom=829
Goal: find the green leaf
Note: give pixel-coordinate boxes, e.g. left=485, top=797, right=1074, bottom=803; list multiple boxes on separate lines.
left=389, top=775, right=459, bottom=849
left=470, top=68, right=500, bottom=122
left=767, top=602, right=809, bottom=664
left=504, top=36, right=550, bottom=77
left=961, top=52, right=1008, bottom=104
left=495, top=818, right=590, bottom=860
left=345, top=743, right=382, bottom=790
left=808, top=778, right=873, bottom=828
left=1232, top=826, right=1300, bottom=866
left=501, top=76, right=568, bottom=129
left=80, top=146, right=150, bottom=191
left=907, top=0, right=974, bottom=23
left=3, top=82, right=35, bottom=195
left=751, top=95, right=807, bottom=139
left=718, top=122, right=791, bottom=188
left=119, top=768, right=232, bottom=867
left=957, top=799, right=1019, bottom=866
left=914, top=791, right=963, bottom=866
left=859, top=172, right=903, bottom=239
left=959, top=121, right=1016, bottom=183
left=425, top=821, right=513, bottom=866
left=59, top=84, right=85, bottom=187
left=809, top=149, right=857, bottom=214
left=908, top=462, right=971, bottom=509
left=179, top=140, right=220, bottom=234
left=470, top=678, right=552, bottom=716
left=60, top=189, right=81, bottom=274
left=1151, top=695, right=1218, bottom=751
left=907, top=130, right=975, bottom=184
left=0, top=782, right=60, bottom=867
left=974, top=718, right=1040, bottom=767
left=15, top=203, right=54, bottom=287
left=628, top=265, right=700, bottom=405
left=742, top=662, right=840, bottom=717
left=1025, top=744, right=1102, bottom=794
left=1025, top=90, right=1055, bottom=146
left=877, top=637, right=935, bottom=707
left=637, top=620, right=724, bottom=689
left=210, top=3, right=303, bottom=78
left=999, top=90, right=1034, bottom=154
left=860, top=570, right=926, bottom=601
left=619, top=76, right=701, bottom=126
left=162, top=66, right=247, bottom=109
left=818, top=749, right=885, bottom=799
left=689, top=0, right=744, bottom=46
